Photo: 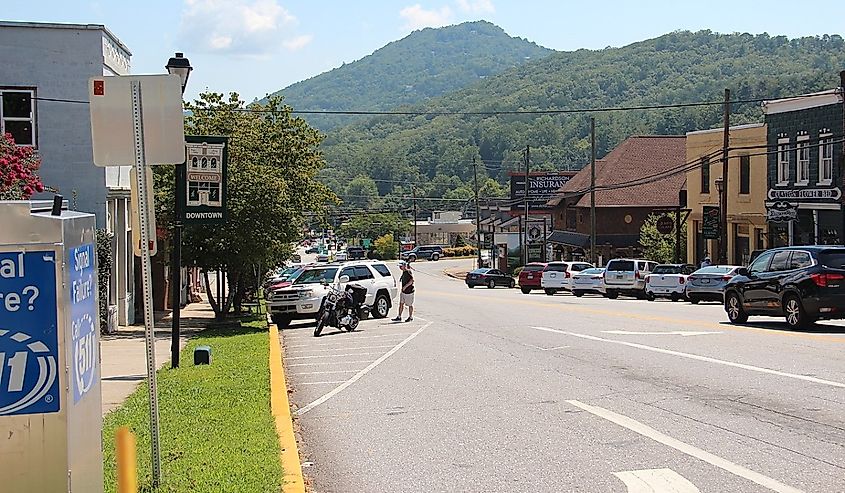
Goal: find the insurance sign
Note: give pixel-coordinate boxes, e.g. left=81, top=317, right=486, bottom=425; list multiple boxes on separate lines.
left=0, top=250, right=60, bottom=416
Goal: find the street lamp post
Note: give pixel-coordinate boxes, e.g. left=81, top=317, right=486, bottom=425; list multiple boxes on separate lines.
left=715, top=176, right=725, bottom=265
left=166, top=52, right=192, bottom=369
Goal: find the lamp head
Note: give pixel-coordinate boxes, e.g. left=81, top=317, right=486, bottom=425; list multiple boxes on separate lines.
left=165, top=52, right=192, bottom=94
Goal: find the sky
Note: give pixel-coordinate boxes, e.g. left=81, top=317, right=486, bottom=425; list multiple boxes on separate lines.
left=4, top=1, right=844, bottom=103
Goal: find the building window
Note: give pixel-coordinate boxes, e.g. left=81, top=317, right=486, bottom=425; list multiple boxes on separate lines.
left=700, top=157, right=710, bottom=194
left=796, top=136, right=810, bottom=185
left=739, top=155, right=750, bottom=194
left=819, top=134, right=833, bottom=185
left=776, top=138, right=789, bottom=186
left=0, top=89, right=36, bottom=146
left=566, top=209, right=576, bottom=230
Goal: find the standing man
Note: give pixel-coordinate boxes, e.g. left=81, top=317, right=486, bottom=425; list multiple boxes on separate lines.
left=393, top=261, right=415, bottom=322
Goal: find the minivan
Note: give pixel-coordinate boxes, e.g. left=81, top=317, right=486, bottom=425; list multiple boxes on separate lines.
left=603, top=258, right=658, bottom=299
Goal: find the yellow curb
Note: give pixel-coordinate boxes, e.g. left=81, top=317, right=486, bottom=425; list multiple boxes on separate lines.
left=269, top=323, right=306, bottom=493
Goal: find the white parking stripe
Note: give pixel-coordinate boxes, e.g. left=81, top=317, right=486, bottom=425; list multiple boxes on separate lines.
left=286, top=360, right=375, bottom=367
left=568, top=400, right=805, bottom=493
left=284, top=333, right=416, bottom=343
left=613, top=468, right=700, bottom=493
left=295, top=322, right=431, bottom=416
left=288, top=345, right=396, bottom=353
left=532, top=327, right=845, bottom=388
left=286, top=352, right=384, bottom=360
left=299, top=381, right=348, bottom=385
left=291, top=370, right=360, bottom=376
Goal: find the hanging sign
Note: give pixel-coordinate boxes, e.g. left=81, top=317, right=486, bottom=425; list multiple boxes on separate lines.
left=765, top=201, right=798, bottom=222
left=702, top=206, right=720, bottom=240
left=177, top=136, right=229, bottom=224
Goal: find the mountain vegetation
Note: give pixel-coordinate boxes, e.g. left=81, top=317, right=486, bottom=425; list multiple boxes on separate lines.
left=269, top=21, right=552, bottom=132
left=316, top=30, right=845, bottom=213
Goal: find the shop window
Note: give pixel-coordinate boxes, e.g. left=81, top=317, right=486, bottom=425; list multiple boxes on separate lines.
left=819, top=135, right=833, bottom=185
left=739, top=155, right=750, bottom=194
left=796, top=137, right=810, bottom=185
left=0, top=88, right=36, bottom=146
left=776, top=138, right=789, bottom=185
left=700, top=157, right=710, bottom=194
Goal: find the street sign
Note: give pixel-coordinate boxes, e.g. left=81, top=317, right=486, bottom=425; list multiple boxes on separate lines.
left=766, top=201, right=798, bottom=222
left=527, top=225, right=543, bottom=242
left=656, top=215, right=674, bottom=235
left=177, top=136, right=228, bottom=223
left=767, top=187, right=841, bottom=201
left=131, top=166, right=158, bottom=256
left=0, top=250, right=60, bottom=416
left=89, top=75, right=185, bottom=166
left=702, top=206, right=720, bottom=239
left=69, top=244, right=98, bottom=404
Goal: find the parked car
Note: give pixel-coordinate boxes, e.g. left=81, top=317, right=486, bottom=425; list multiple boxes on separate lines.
left=518, top=263, right=547, bottom=294
left=603, top=259, right=658, bottom=299
left=723, top=246, right=845, bottom=329
left=335, top=250, right=348, bottom=262
left=316, top=253, right=329, bottom=262
left=268, top=261, right=398, bottom=327
left=571, top=268, right=606, bottom=297
left=401, top=245, right=444, bottom=262
left=685, top=265, right=743, bottom=304
left=465, top=268, right=515, bottom=289
left=645, top=264, right=697, bottom=301
left=347, top=246, right=367, bottom=260
left=305, top=246, right=319, bottom=254
left=541, top=261, right=594, bottom=295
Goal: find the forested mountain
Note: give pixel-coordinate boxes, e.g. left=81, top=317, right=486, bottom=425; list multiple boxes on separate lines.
left=318, top=30, right=845, bottom=210
left=269, top=21, right=552, bottom=131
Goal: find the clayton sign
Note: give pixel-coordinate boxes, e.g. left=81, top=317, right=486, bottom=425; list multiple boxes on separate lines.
left=767, top=188, right=841, bottom=201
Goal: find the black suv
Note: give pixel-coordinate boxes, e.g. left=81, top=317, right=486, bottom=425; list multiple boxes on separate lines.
left=346, top=246, right=367, bottom=260
left=401, top=245, right=444, bottom=262
left=724, top=246, right=845, bottom=328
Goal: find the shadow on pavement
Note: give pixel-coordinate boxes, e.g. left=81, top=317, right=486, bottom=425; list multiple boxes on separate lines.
left=719, top=320, right=845, bottom=335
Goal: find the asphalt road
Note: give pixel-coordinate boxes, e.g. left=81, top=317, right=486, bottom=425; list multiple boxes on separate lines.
left=281, top=257, right=845, bottom=492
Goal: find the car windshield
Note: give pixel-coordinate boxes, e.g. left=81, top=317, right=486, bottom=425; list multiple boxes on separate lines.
left=652, top=265, right=681, bottom=274
left=580, top=268, right=604, bottom=275
left=606, top=260, right=634, bottom=271
left=694, top=266, right=735, bottom=274
left=470, top=268, right=491, bottom=274
left=819, top=250, right=845, bottom=269
left=523, top=264, right=545, bottom=272
left=294, top=268, right=338, bottom=284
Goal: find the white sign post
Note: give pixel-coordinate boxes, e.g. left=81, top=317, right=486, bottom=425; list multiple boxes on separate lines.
left=89, top=74, right=184, bottom=487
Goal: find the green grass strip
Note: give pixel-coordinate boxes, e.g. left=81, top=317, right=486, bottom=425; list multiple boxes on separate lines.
left=102, top=318, right=282, bottom=492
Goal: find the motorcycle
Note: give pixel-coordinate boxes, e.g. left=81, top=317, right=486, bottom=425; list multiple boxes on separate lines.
left=314, top=276, right=369, bottom=337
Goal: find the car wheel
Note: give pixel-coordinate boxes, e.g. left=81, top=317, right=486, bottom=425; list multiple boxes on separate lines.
left=372, top=293, right=390, bottom=319
left=605, top=290, right=619, bottom=299
left=725, top=292, right=748, bottom=324
left=408, top=255, right=416, bottom=262
left=508, top=279, right=515, bottom=289
left=784, top=295, right=810, bottom=329
left=670, top=293, right=681, bottom=302
left=689, top=296, right=700, bottom=304
left=271, top=315, right=292, bottom=328
left=544, top=288, right=557, bottom=296
left=520, top=287, right=531, bottom=294
left=487, top=279, right=496, bottom=289
left=467, top=284, right=475, bottom=289
left=431, top=253, right=440, bottom=261
left=573, top=290, right=584, bottom=297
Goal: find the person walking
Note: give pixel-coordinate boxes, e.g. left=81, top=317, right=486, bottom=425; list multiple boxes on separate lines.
left=700, top=254, right=712, bottom=268
left=392, top=261, right=415, bottom=322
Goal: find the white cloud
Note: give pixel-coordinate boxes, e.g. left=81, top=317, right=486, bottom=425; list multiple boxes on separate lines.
left=456, top=0, right=495, bottom=14
left=399, top=4, right=453, bottom=30
left=180, top=0, right=297, bottom=55
left=283, top=34, right=313, bottom=51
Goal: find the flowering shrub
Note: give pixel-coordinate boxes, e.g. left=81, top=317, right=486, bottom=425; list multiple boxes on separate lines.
left=442, top=246, right=478, bottom=257
left=0, top=132, right=44, bottom=200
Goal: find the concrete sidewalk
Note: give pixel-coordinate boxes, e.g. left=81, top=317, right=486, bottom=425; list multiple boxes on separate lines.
left=100, top=297, right=215, bottom=416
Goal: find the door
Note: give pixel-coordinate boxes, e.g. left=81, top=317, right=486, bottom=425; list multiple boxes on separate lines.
left=489, top=270, right=507, bottom=286
left=758, top=250, right=792, bottom=312
left=741, top=250, right=775, bottom=310
left=353, top=266, right=377, bottom=305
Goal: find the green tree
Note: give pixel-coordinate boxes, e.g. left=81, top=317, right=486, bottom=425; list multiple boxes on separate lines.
left=639, top=213, right=687, bottom=264
left=344, top=175, right=381, bottom=208
left=156, top=92, right=337, bottom=317
left=337, top=212, right=410, bottom=241
left=373, top=233, right=399, bottom=260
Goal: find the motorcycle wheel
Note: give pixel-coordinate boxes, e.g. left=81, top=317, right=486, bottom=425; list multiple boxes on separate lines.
left=314, top=312, right=328, bottom=337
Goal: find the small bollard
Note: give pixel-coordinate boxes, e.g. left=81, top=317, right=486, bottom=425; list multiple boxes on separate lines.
left=116, top=427, right=137, bottom=493
left=194, top=345, right=212, bottom=365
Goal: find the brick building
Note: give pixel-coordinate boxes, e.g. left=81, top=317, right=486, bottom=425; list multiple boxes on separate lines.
left=762, top=88, right=844, bottom=246
left=546, top=136, right=686, bottom=265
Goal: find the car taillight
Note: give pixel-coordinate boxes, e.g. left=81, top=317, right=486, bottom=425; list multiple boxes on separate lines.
left=645, top=275, right=650, bottom=284
left=811, top=272, right=845, bottom=287
left=721, top=275, right=733, bottom=281
left=565, top=271, right=571, bottom=278
left=635, top=271, right=642, bottom=279
left=679, top=276, right=686, bottom=284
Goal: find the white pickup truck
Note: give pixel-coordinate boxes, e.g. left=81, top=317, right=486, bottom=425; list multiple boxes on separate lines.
left=644, top=264, right=697, bottom=301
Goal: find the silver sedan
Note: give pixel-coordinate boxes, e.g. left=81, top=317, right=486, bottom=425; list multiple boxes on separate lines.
left=684, top=265, right=742, bottom=304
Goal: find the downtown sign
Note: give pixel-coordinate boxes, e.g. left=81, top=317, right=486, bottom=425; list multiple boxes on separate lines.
left=177, top=136, right=229, bottom=224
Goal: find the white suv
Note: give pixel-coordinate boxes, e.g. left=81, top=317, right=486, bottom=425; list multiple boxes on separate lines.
left=603, top=259, right=658, bottom=299
left=268, top=261, right=398, bottom=327
left=541, top=261, right=594, bottom=295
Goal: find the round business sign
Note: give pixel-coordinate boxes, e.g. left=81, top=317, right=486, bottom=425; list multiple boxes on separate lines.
left=528, top=226, right=542, bottom=242
left=656, top=216, right=674, bottom=235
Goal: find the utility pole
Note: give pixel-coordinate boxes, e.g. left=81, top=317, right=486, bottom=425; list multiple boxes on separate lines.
left=590, top=118, right=597, bottom=266
left=412, top=185, right=418, bottom=247
left=524, top=145, right=530, bottom=265
left=840, top=71, right=845, bottom=245
left=473, top=157, right=482, bottom=267
left=720, top=88, right=730, bottom=265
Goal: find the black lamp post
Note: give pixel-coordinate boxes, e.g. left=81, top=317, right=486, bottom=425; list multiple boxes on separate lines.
left=166, top=52, right=191, bottom=368
left=715, top=176, right=725, bottom=264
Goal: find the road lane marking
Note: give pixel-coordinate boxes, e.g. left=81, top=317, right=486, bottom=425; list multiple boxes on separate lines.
left=532, top=327, right=845, bottom=388
left=526, top=344, right=570, bottom=351
left=299, top=381, right=347, bottom=385
left=286, top=337, right=410, bottom=347
left=287, top=345, right=397, bottom=353
left=291, top=370, right=360, bottom=376
left=286, top=360, right=375, bottom=367
left=425, top=290, right=845, bottom=344
left=295, top=322, right=432, bottom=416
left=613, top=468, right=700, bottom=493
left=286, top=352, right=384, bottom=360
left=568, top=400, right=805, bottom=493
left=603, top=330, right=720, bottom=337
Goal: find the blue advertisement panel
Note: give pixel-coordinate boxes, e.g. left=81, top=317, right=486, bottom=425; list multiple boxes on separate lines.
left=0, top=250, right=60, bottom=416
left=69, top=244, right=98, bottom=404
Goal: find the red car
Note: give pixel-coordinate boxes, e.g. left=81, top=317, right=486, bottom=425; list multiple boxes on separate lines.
left=518, top=263, right=548, bottom=294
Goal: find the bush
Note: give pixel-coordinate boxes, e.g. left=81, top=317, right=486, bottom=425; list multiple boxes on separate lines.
left=373, top=233, right=399, bottom=260
left=513, top=266, right=524, bottom=277
left=96, top=229, right=113, bottom=333
left=442, top=246, right=477, bottom=258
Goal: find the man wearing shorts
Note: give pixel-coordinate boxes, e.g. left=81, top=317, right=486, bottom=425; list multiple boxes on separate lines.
left=393, top=261, right=415, bottom=322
